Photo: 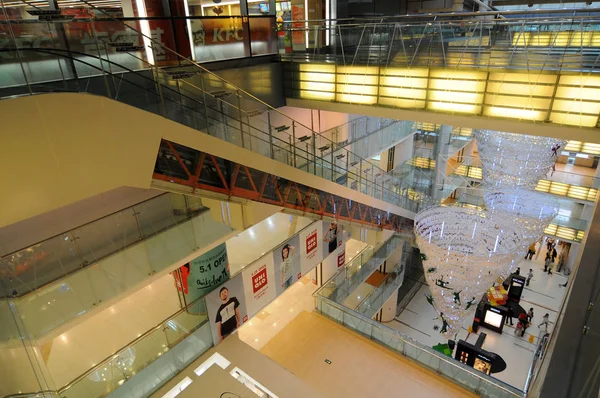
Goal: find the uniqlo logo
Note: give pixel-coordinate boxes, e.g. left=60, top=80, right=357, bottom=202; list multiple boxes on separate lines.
left=306, top=231, right=317, bottom=254
left=252, top=267, right=268, bottom=293
left=337, top=252, right=345, bottom=268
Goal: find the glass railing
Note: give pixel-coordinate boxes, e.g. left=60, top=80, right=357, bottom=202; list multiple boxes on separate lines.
left=0, top=8, right=434, bottom=215
left=355, top=260, right=404, bottom=318
left=325, top=235, right=402, bottom=304
left=0, top=193, right=218, bottom=298
left=278, top=11, right=600, bottom=72
left=0, top=194, right=234, bottom=340
left=58, top=293, right=212, bottom=398
left=314, top=292, right=524, bottom=398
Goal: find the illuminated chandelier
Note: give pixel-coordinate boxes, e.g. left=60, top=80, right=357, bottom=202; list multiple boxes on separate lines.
left=474, top=130, right=566, bottom=189
left=414, top=206, right=522, bottom=338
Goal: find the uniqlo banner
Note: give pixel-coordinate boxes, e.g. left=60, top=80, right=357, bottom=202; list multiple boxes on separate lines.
left=242, top=254, right=276, bottom=316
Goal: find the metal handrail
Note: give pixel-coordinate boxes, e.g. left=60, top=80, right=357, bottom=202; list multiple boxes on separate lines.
left=313, top=289, right=524, bottom=397
left=63, top=2, right=432, bottom=210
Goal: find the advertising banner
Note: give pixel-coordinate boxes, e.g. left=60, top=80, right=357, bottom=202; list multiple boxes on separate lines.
left=242, top=254, right=277, bottom=316
left=205, top=275, right=248, bottom=344
left=291, top=2, right=305, bottom=49
left=299, top=221, right=323, bottom=275
left=321, top=224, right=346, bottom=283
left=273, top=234, right=302, bottom=296
left=173, top=243, right=229, bottom=311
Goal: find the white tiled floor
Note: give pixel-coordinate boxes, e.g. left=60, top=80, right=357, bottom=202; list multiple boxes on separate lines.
left=237, top=275, right=319, bottom=351
left=389, top=243, right=569, bottom=391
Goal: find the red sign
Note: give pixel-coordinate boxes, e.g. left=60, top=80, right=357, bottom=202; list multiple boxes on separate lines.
left=306, top=230, right=317, bottom=255
left=252, top=266, right=268, bottom=294
left=337, top=251, right=346, bottom=268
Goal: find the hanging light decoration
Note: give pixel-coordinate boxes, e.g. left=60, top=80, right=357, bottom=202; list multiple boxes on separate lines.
left=484, top=188, right=559, bottom=278
left=414, top=206, right=522, bottom=338
left=474, top=130, right=566, bottom=190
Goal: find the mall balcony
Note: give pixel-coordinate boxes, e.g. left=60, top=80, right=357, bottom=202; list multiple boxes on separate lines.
left=1, top=1, right=600, bottom=398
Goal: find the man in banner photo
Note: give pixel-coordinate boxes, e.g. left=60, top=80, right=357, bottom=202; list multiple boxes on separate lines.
left=324, top=222, right=339, bottom=254
left=215, top=286, right=240, bottom=342
left=280, top=244, right=296, bottom=288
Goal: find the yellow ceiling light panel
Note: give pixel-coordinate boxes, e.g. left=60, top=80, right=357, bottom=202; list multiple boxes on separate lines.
left=468, top=167, right=483, bottom=180
left=549, top=113, right=599, bottom=128
left=299, top=64, right=335, bottom=73
left=549, top=182, right=569, bottom=196
left=430, top=69, right=487, bottom=81
left=553, top=31, right=572, bottom=47
left=577, top=231, right=585, bottom=241
left=581, top=143, right=600, bottom=155
left=587, top=189, right=598, bottom=201
left=528, top=32, right=553, bottom=46
left=559, top=74, right=600, bottom=88
left=429, top=91, right=483, bottom=104
left=300, top=81, right=335, bottom=92
left=536, top=179, right=551, bottom=193
left=337, top=84, right=378, bottom=96
left=336, top=74, right=378, bottom=85
left=555, top=86, right=600, bottom=102
left=299, top=71, right=335, bottom=83
left=484, top=106, right=545, bottom=121
left=484, top=95, right=552, bottom=110
left=379, top=97, right=426, bottom=109
left=567, top=186, right=590, bottom=200
left=565, top=141, right=582, bottom=152
left=380, top=75, right=428, bottom=89
left=379, top=86, right=427, bottom=100
left=569, top=31, right=593, bottom=47
left=336, top=93, right=377, bottom=105
left=429, top=101, right=481, bottom=114
left=544, top=224, right=558, bottom=235
left=381, top=67, right=428, bottom=78
left=486, top=81, right=555, bottom=97
left=555, top=226, right=577, bottom=241
left=337, top=66, right=379, bottom=75
left=455, top=165, right=467, bottom=176
left=551, top=99, right=600, bottom=114
left=512, top=32, right=531, bottom=46
left=488, top=72, right=558, bottom=85
left=299, top=91, right=335, bottom=101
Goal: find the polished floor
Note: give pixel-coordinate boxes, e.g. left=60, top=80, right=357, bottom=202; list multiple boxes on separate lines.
left=389, top=241, right=569, bottom=390
left=260, top=311, right=476, bottom=398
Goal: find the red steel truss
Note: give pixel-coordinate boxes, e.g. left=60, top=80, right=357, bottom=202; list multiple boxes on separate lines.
left=153, top=139, right=413, bottom=233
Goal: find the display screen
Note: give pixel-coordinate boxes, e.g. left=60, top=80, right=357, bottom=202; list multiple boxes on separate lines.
left=484, top=309, right=503, bottom=328
left=259, top=3, right=269, bottom=12
left=474, top=358, right=492, bottom=375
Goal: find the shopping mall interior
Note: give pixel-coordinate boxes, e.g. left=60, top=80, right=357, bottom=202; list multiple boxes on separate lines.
left=1, top=0, right=600, bottom=397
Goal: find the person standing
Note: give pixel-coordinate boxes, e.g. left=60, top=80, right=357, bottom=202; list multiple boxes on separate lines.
left=538, top=313, right=550, bottom=330
left=551, top=246, right=558, bottom=263
left=544, top=253, right=552, bottom=272
left=505, top=305, right=514, bottom=326
left=526, top=269, right=534, bottom=286
left=527, top=308, right=534, bottom=323
left=324, top=223, right=339, bottom=254
left=525, top=243, right=536, bottom=260
left=514, top=267, right=521, bottom=276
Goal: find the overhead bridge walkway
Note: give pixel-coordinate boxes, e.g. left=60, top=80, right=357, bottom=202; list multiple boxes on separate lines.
left=280, top=11, right=600, bottom=139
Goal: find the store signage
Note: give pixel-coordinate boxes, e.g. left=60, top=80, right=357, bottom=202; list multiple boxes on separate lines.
left=306, top=230, right=317, bottom=255
left=251, top=266, right=268, bottom=294
left=337, top=251, right=345, bottom=268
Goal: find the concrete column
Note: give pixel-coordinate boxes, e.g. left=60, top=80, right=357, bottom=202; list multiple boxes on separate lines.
left=432, top=125, right=452, bottom=200
left=380, top=287, right=399, bottom=322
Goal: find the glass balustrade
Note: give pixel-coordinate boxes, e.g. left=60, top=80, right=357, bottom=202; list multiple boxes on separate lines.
left=314, top=291, right=524, bottom=398
left=326, top=235, right=402, bottom=304
left=58, top=297, right=212, bottom=398
left=354, top=260, right=404, bottom=318
left=0, top=193, right=233, bottom=339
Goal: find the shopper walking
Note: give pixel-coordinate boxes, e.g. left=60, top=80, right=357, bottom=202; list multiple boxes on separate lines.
left=525, top=243, right=536, bottom=260
left=538, top=313, right=550, bottom=330
left=527, top=308, right=534, bottom=323
left=526, top=269, right=534, bottom=286
left=544, top=253, right=552, bottom=272
left=505, top=305, right=514, bottom=326
left=551, top=246, right=558, bottom=263
left=514, top=267, right=521, bottom=276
